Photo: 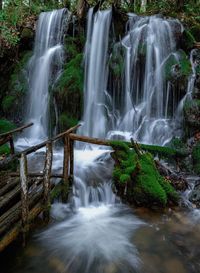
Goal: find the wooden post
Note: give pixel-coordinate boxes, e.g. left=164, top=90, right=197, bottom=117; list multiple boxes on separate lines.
left=69, top=139, right=74, bottom=186
left=43, top=141, right=53, bottom=222
left=9, top=136, right=15, bottom=155
left=62, top=135, right=70, bottom=202
left=20, top=153, right=28, bottom=246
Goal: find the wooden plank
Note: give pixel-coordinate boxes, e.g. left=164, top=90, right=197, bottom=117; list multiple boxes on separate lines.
left=43, top=142, right=53, bottom=222
left=10, top=172, right=63, bottom=178
left=62, top=135, right=69, bottom=202
left=0, top=123, right=33, bottom=138
left=20, top=153, right=29, bottom=245
left=0, top=202, right=43, bottom=252
left=69, top=139, right=74, bottom=186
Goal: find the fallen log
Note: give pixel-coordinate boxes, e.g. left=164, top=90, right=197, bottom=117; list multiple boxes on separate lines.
left=0, top=123, right=34, bottom=138
left=0, top=124, right=80, bottom=169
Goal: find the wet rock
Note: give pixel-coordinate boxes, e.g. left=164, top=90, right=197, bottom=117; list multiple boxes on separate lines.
left=189, top=180, right=200, bottom=207
left=164, top=258, right=187, bottom=273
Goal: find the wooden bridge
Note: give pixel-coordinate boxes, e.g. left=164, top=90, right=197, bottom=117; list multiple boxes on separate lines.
left=0, top=122, right=184, bottom=252
left=0, top=123, right=81, bottom=252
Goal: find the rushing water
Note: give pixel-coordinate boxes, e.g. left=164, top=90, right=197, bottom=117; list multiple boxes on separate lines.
left=5, top=8, right=200, bottom=273
left=24, top=9, right=69, bottom=144
left=79, top=9, right=112, bottom=139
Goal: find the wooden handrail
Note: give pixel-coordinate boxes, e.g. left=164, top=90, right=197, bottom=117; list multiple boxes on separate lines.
left=0, top=123, right=33, bottom=138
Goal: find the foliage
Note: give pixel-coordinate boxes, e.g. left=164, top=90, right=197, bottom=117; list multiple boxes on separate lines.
left=164, top=50, right=192, bottom=81
left=56, top=53, right=83, bottom=94
left=59, top=113, right=78, bottom=131
left=192, top=142, right=200, bottom=174
left=110, top=140, right=179, bottom=207
left=0, top=0, right=61, bottom=54
left=0, top=144, right=10, bottom=155
left=1, top=51, right=31, bottom=117
left=0, top=119, right=16, bottom=134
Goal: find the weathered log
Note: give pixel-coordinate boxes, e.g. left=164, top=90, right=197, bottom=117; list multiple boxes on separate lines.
left=10, top=172, right=63, bottom=178
left=9, top=136, right=15, bottom=155
left=0, top=189, right=43, bottom=236
left=69, top=139, right=74, bottom=186
left=0, top=202, right=43, bottom=252
left=43, top=142, right=53, bottom=221
left=0, top=179, right=19, bottom=197
left=0, top=135, right=11, bottom=146
left=0, top=124, right=80, bottom=168
left=69, top=133, right=111, bottom=146
left=62, top=135, right=70, bottom=202
left=20, top=153, right=29, bottom=245
left=0, top=177, right=38, bottom=215
left=0, top=123, right=33, bottom=138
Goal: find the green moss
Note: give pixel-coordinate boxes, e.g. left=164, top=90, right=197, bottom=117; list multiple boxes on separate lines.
left=2, top=95, right=15, bottom=112
left=110, top=141, right=179, bottom=207
left=56, top=53, right=83, bottom=95
left=120, top=174, right=131, bottom=184
left=164, top=50, right=192, bottom=81
left=0, top=144, right=10, bottom=155
left=192, top=142, right=200, bottom=174
left=59, top=113, right=78, bottom=131
left=0, top=119, right=16, bottom=134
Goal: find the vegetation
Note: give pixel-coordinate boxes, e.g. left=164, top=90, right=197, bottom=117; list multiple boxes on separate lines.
left=192, top=142, right=200, bottom=174
left=0, top=119, right=16, bottom=134
left=110, top=140, right=179, bottom=207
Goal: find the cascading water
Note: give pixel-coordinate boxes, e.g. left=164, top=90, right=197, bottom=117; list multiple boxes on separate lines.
left=38, top=9, right=145, bottom=273
left=79, top=9, right=112, bottom=138
left=111, top=14, right=184, bottom=145
left=25, top=9, right=69, bottom=143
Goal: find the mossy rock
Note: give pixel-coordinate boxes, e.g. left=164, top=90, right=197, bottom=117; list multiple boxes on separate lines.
left=110, top=141, right=179, bottom=207
left=164, top=50, right=192, bottom=81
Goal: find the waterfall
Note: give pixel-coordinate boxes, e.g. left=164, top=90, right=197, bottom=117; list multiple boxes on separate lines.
left=38, top=9, right=144, bottom=273
left=114, top=14, right=183, bottom=145
left=79, top=8, right=112, bottom=138
left=25, top=9, right=69, bottom=143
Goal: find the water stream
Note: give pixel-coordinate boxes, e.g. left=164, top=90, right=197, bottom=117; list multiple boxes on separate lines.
left=4, top=8, right=200, bottom=273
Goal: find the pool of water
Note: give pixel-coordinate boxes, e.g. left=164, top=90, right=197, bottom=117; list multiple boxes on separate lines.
left=1, top=205, right=200, bottom=273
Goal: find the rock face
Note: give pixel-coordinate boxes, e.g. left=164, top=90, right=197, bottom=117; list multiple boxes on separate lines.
left=189, top=180, right=200, bottom=208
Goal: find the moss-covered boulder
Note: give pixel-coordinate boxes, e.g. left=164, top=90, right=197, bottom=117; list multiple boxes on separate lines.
left=164, top=50, right=192, bottom=82
left=110, top=141, right=179, bottom=207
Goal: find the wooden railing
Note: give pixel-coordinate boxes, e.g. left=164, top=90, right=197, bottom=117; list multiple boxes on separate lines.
left=0, top=123, right=33, bottom=155
left=0, top=124, right=80, bottom=251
